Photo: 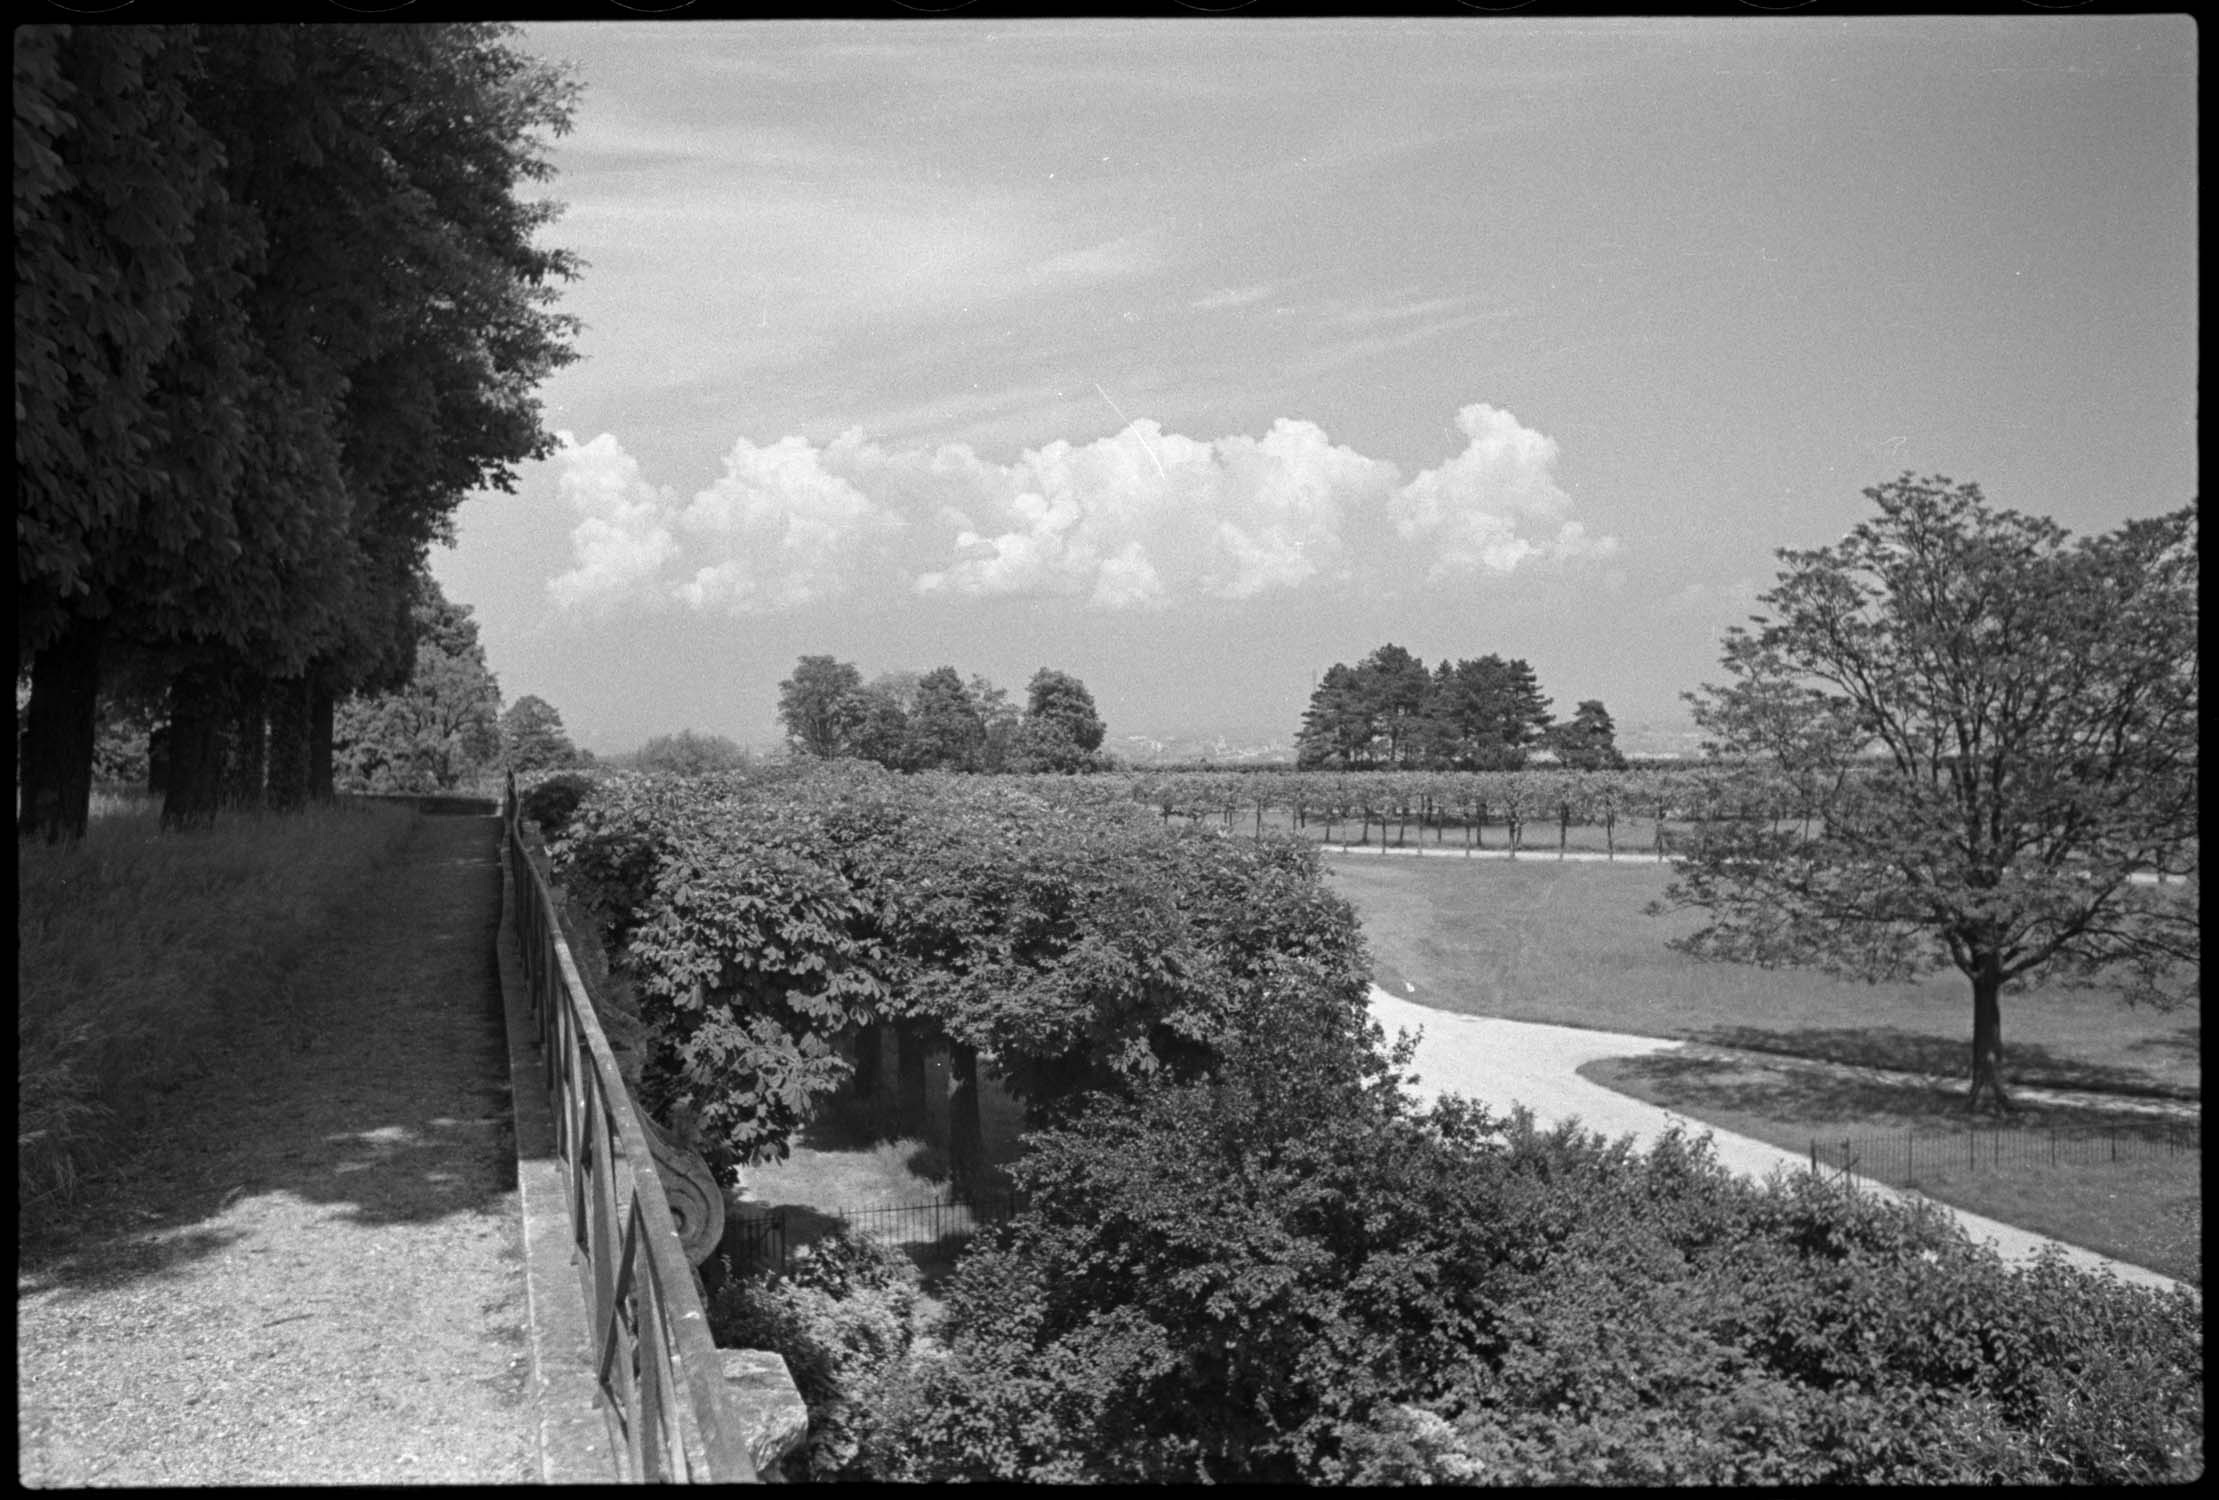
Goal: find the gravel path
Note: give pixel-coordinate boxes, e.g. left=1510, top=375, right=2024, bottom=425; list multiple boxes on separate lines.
left=18, top=814, right=535, bottom=1487
left=1370, top=986, right=2189, bottom=1295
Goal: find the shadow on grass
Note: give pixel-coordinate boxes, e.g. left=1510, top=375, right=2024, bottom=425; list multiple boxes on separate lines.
left=1603, top=1048, right=2198, bottom=1141
left=1694, top=1024, right=2192, bottom=1098
left=19, top=817, right=521, bottom=1295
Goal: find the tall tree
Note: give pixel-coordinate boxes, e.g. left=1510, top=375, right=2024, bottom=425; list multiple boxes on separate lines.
left=1012, top=668, right=1107, bottom=773
left=778, top=655, right=869, bottom=758
left=501, top=694, right=580, bottom=773
left=908, top=667, right=987, bottom=771
left=1296, top=662, right=1376, bottom=769
left=1356, top=644, right=1433, bottom=768
left=1660, top=476, right=2198, bottom=1114
left=1545, top=699, right=1626, bottom=771
left=16, top=23, right=580, bottom=839
left=331, top=578, right=505, bottom=793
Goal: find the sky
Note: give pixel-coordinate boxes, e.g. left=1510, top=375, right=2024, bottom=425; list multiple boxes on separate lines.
left=428, top=16, right=2199, bottom=756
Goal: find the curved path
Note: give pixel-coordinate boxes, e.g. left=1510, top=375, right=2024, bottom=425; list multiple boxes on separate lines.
left=1368, top=987, right=2188, bottom=1295
left=18, top=814, right=536, bottom=1486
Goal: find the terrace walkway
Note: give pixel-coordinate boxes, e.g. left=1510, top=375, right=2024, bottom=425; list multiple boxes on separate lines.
left=18, top=812, right=558, bottom=1486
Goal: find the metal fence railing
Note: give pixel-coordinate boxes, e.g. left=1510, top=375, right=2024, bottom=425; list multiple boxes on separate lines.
left=502, top=773, right=758, bottom=1484
left=729, top=1191, right=1029, bottom=1278
left=1808, top=1121, right=2201, bottom=1190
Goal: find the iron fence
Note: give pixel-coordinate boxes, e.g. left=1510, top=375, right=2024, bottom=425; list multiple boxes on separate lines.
left=502, top=773, right=758, bottom=1484
left=729, top=1191, right=1029, bottom=1278
left=1808, top=1120, right=2200, bottom=1190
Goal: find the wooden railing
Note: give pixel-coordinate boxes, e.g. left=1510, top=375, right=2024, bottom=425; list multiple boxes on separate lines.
left=501, top=774, right=758, bottom=1483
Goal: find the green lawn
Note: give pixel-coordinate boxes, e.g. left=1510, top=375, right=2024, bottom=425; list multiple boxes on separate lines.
left=1324, top=854, right=2199, bottom=1098
left=1325, top=853, right=2201, bottom=1281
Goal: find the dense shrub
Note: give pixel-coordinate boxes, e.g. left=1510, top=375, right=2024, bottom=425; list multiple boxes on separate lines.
left=517, top=771, right=594, bottom=839
left=856, top=1092, right=2203, bottom=1484
left=705, top=1226, right=921, bottom=1480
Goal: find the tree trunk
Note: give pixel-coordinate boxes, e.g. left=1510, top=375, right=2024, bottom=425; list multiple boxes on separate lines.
left=221, top=672, right=267, bottom=810
left=148, top=724, right=172, bottom=796
left=1965, top=965, right=2014, bottom=1116
left=947, top=1040, right=984, bottom=1191
left=308, top=678, right=336, bottom=803
left=161, top=660, right=231, bottom=832
left=18, top=616, right=103, bottom=844
left=894, top=1019, right=930, bottom=1141
left=266, top=675, right=311, bottom=812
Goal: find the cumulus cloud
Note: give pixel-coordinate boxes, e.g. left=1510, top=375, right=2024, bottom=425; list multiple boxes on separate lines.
left=909, top=417, right=1396, bottom=609
left=545, top=433, right=681, bottom=612
left=673, top=436, right=902, bottom=613
left=1389, top=403, right=1619, bottom=577
left=544, top=403, right=1617, bottom=617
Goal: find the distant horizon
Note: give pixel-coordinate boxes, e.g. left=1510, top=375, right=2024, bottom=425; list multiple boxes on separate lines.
left=430, top=18, right=2195, bottom=759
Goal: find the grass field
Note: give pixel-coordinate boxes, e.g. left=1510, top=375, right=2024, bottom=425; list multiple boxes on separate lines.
left=1323, top=854, right=2200, bottom=1097
left=1324, top=853, right=2201, bottom=1282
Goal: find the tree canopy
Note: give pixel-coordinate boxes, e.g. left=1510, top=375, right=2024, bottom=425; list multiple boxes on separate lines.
left=775, top=654, right=1108, bottom=774
left=331, top=577, right=504, bottom=793
left=1296, top=645, right=1570, bottom=771
left=500, top=695, right=582, bottom=773
left=1660, top=475, right=2198, bottom=1113
left=16, top=23, right=580, bottom=840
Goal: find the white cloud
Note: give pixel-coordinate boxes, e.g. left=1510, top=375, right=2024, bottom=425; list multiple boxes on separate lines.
left=545, top=404, right=1615, bottom=616
left=674, top=436, right=902, bottom=614
left=1389, top=403, right=1619, bottom=577
left=545, top=433, right=680, bottom=612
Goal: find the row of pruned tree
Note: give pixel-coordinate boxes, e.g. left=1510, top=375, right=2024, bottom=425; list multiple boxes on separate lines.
left=1296, top=644, right=1624, bottom=770
left=777, top=656, right=1109, bottom=773
left=17, top=23, right=580, bottom=838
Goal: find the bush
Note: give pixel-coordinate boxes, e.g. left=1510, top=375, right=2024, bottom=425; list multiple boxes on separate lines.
left=518, top=771, right=595, bottom=839
left=705, top=1225, right=921, bottom=1479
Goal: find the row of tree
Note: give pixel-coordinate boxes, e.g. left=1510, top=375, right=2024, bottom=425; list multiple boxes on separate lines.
left=1295, top=644, right=1624, bottom=771
left=777, top=656, right=1108, bottom=773
left=17, top=23, right=580, bottom=838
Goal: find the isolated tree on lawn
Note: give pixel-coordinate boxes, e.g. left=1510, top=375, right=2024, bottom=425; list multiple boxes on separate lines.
left=501, top=694, right=581, bottom=773
left=1659, top=476, right=2198, bottom=1114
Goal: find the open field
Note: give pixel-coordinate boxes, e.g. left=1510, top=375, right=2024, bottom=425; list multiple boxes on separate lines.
left=1326, top=854, right=2200, bottom=1282
left=1324, top=854, right=2200, bottom=1098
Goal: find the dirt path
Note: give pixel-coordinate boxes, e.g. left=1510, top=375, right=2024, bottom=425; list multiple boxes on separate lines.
left=18, top=814, right=535, bottom=1487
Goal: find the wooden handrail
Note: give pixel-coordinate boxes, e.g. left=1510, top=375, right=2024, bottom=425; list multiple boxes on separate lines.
left=502, top=773, right=758, bottom=1483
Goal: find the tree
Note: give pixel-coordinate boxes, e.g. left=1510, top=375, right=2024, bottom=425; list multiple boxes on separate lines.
left=1296, top=662, right=1376, bottom=769
left=906, top=667, right=986, bottom=771
left=778, top=655, right=870, bottom=758
left=969, top=673, right=1022, bottom=772
left=501, top=694, right=580, bottom=773
left=1426, top=654, right=1553, bottom=770
left=635, top=728, right=752, bottom=776
left=1021, top=669, right=1106, bottom=761
left=1545, top=699, right=1627, bottom=771
left=16, top=23, right=580, bottom=839
left=1660, top=476, right=2198, bottom=1114
left=331, top=579, right=505, bottom=792
left=1356, top=644, right=1433, bottom=767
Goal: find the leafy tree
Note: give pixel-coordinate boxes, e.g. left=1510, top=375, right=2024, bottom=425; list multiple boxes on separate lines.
left=1357, top=644, right=1433, bottom=767
left=635, top=729, right=752, bottom=777
left=1660, top=476, right=2198, bottom=1114
left=1296, top=662, right=1375, bottom=769
left=331, top=579, right=505, bottom=792
left=1013, top=668, right=1106, bottom=771
left=778, top=655, right=870, bottom=758
left=969, top=673, right=1022, bottom=772
left=1426, top=654, right=1553, bottom=770
left=906, top=667, right=986, bottom=771
left=1545, top=698, right=1627, bottom=771
left=16, top=23, right=580, bottom=839
left=500, top=694, right=580, bottom=773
